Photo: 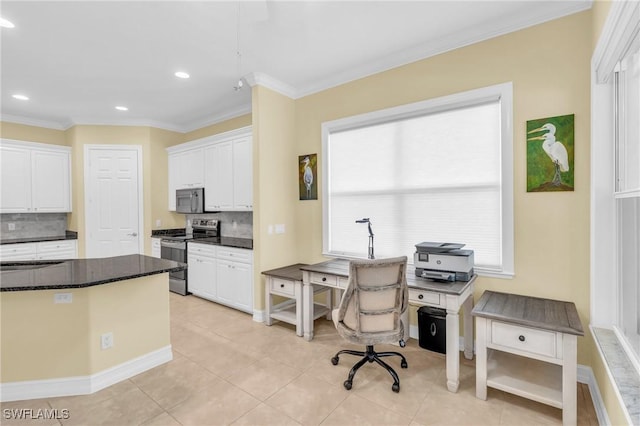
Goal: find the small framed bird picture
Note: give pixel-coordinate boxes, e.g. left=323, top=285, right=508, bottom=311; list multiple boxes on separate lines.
left=526, top=114, right=575, bottom=192
left=299, top=153, right=318, bottom=200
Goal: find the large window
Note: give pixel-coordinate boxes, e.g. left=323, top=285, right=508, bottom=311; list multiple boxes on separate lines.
left=322, top=83, right=513, bottom=277
left=616, top=29, right=640, bottom=362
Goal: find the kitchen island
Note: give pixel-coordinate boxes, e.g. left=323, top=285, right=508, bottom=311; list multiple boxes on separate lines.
left=0, top=254, right=185, bottom=402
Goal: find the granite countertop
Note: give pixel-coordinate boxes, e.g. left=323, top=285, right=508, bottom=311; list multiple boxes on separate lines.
left=189, top=236, right=253, bottom=250
left=150, top=228, right=186, bottom=237
left=1, top=230, right=78, bottom=245
left=0, top=254, right=185, bottom=292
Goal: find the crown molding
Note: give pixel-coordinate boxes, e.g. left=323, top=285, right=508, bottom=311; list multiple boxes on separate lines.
left=245, top=72, right=297, bottom=99
left=0, top=114, right=70, bottom=131
left=180, top=104, right=253, bottom=133
left=294, top=1, right=593, bottom=99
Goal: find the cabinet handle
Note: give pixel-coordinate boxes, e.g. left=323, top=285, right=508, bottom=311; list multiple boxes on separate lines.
left=518, top=335, right=525, bottom=342
left=322, top=277, right=326, bottom=282
left=418, top=294, right=424, bottom=299
left=280, top=284, right=284, bottom=288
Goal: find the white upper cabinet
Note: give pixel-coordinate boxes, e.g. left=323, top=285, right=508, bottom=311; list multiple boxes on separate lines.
left=232, top=136, right=253, bottom=211
left=0, top=140, right=71, bottom=213
left=167, top=127, right=252, bottom=212
left=167, top=148, right=204, bottom=211
left=204, top=141, right=233, bottom=211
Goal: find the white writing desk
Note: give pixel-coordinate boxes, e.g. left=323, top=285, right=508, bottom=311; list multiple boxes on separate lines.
left=299, top=258, right=476, bottom=393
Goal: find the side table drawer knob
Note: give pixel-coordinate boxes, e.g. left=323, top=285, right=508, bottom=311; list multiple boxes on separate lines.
left=322, top=277, right=326, bottom=282
left=518, top=335, right=525, bottom=342
left=280, top=284, right=284, bottom=288
left=418, top=294, right=424, bottom=299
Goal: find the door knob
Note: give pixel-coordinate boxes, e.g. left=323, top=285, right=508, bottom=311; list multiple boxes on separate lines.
left=127, top=232, right=138, bottom=237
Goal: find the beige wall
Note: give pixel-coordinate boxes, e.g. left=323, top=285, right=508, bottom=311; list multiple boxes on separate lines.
left=0, top=121, right=68, bottom=146
left=291, top=11, right=593, bottom=363
left=0, top=274, right=170, bottom=382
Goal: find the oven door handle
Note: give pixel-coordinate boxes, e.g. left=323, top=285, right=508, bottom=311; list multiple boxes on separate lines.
left=160, top=240, right=186, bottom=249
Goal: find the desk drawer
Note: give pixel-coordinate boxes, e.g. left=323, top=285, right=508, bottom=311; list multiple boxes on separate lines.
left=409, top=289, right=441, bottom=306
left=270, top=278, right=296, bottom=297
left=310, top=272, right=337, bottom=287
left=491, top=321, right=557, bottom=358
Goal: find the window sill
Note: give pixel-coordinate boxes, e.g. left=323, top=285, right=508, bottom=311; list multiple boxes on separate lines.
left=591, top=326, right=640, bottom=424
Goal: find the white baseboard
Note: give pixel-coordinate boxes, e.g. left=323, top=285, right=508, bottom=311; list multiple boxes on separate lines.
left=0, top=345, right=173, bottom=402
left=253, top=309, right=266, bottom=323
left=578, top=364, right=611, bottom=426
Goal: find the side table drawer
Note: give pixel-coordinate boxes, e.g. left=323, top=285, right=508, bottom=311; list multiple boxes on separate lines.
left=270, top=278, right=296, bottom=297
left=310, top=272, right=337, bottom=287
left=409, top=289, right=441, bottom=306
left=491, top=321, right=557, bottom=358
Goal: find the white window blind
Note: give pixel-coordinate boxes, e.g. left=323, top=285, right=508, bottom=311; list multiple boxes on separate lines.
left=322, top=84, right=513, bottom=276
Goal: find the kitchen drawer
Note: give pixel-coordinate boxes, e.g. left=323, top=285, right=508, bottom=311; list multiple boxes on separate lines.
left=217, top=247, right=252, bottom=263
left=269, top=278, right=296, bottom=297
left=188, top=243, right=216, bottom=257
left=409, top=288, right=441, bottom=306
left=1, top=243, right=37, bottom=258
left=37, top=240, right=76, bottom=252
left=310, top=272, right=337, bottom=287
left=491, top=321, right=557, bottom=358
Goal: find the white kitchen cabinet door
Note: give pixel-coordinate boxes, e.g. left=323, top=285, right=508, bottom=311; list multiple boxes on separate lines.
left=204, top=141, right=233, bottom=211
left=151, top=237, right=161, bottom=258
left=0, top=145, right=32, bottom=213
left=178, top=148, right=204, bottom=189
left=215, top=259, right=236, bottom=307
left=232, top=137, right=253, bottom=210
left=188, top=253, right=217, bottom=300
left=31, top=149, right=71, bottom=212
left=168, top=154, right=178, bottom=211
left=232, top=260, right=253, bottom=313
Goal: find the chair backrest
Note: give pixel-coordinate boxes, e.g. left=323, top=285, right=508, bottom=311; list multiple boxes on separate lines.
left=336, top=256, right=408, bottom=339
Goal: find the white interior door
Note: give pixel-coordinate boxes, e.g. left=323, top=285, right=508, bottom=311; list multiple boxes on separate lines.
left=85, top=146, right=143, bottom=258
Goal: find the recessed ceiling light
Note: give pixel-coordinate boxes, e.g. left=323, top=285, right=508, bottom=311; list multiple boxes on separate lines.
left=174, top=71, right=190, bottom=79
left=0, top=17, right=15, bottom=28
left=12, top=94, right=29, bottom=101
left=115, top=106, right=128, bottom=111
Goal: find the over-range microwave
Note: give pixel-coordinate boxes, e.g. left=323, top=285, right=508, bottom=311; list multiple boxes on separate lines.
left=176, top=188, right=205, bottom=214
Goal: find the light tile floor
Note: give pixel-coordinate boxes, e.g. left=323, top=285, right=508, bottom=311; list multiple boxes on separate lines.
left=2, top=293, right=599, bottom=425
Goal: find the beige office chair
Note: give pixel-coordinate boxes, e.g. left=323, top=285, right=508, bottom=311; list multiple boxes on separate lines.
left=330, top=256, right=409, bottom=392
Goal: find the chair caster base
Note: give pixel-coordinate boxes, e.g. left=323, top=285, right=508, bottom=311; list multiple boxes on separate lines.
left=331, top=356, right=339, bottom=365
left=344, top=380, right=352, bottom=390
left=401, top=360, right=408, bottom=368
left=392, top=383, right=400, bottom=393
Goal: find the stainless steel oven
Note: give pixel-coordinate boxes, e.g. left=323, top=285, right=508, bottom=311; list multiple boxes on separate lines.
left=160, top=239, right=188, bottom=295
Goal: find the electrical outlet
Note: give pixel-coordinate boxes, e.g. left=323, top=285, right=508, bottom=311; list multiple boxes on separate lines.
left=275, top=224, right=285, bottom=234
left=155, top=219, right=161, bottom=227
left=101, top=332, right=113, bottom=350
left=7, top=223, right=15, bottom=231
left=54, top=293, right=73, bottom=304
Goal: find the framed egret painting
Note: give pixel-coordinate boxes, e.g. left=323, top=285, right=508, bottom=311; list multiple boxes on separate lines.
left=526, top=114, right=574, bottom=192
left=299, top=153, right=318, bottom=200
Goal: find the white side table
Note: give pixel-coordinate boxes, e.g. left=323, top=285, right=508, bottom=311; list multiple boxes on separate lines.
left=472, top=291, right=584, bottom=426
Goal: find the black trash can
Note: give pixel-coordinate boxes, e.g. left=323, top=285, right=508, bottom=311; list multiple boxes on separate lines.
left=417, top=306, right=446, bottom=354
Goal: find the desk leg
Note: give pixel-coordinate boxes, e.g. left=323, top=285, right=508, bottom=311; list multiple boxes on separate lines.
left=463, top=296, right=474, bottom=360
left=265, top=278, right=273, bottom=326
left=475, top=317, right=487, bottom=400
left=295, top=282, right=303, bottom=337
left=562, top=334, right=578, bottom=426
left=445, top=308, right=460, bottom=392
left=302, top=279, right=314, bottom=341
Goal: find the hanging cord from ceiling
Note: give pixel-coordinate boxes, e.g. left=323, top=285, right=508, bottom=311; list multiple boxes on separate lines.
left=233, top=1, right=243, bottom=91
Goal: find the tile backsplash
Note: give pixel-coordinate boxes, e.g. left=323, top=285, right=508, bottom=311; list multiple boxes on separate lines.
left=0, top=213, right=68, bottom=241
left=186, top=211, right=252, bottom=239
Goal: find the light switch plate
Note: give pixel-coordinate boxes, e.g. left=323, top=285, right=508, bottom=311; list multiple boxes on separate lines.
left=54, top=293, right=73, bottom=304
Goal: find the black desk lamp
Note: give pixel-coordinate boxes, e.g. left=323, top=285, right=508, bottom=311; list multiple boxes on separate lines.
left=355, top=218, right=374, bottom=259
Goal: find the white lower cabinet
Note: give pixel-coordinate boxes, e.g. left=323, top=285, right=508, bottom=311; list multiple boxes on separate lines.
left=0, top=240, right=77, bottom=261
left=188, top=242, right=253, bottom=314
left=151, top=237, right=161, bottom=258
